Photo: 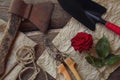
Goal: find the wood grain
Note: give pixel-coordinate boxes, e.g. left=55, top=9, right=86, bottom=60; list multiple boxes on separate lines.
left=0, top=14, right=21, bottom=76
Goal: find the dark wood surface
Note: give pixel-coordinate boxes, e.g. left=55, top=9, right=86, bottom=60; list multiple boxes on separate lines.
left=0, top=0, right=120, bottom=79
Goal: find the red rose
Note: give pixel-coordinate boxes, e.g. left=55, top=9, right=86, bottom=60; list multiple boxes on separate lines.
left=71, top=32, right=93, bottom=52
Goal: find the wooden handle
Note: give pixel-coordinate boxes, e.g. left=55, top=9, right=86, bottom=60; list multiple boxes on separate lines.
left=0, top=14, right=21, bottom=76
left=65, top=57, right=82, bottom=80
left=105, top=21, right=120, bottom=35
left=57, top=63, right=71, bottom=80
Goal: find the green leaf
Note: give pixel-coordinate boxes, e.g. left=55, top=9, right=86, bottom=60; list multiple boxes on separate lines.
left=95, top=35, right=110, bottom=58
left=104, top=54, right=120, bottom=65
left=85, top=56, right=103, bottom=67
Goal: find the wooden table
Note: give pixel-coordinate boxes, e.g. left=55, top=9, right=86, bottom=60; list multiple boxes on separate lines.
left=0, top=0, right=120, bottom=80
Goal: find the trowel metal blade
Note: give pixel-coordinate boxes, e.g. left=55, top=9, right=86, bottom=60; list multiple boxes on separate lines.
left=58, top=0, right=107, bottom=31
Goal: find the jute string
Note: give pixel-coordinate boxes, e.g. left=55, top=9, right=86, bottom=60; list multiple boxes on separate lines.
left=16, top=46, right=48, bottom=80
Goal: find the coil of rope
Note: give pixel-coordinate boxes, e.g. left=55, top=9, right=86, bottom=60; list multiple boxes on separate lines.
left=16, top=46, right=48, bottom=80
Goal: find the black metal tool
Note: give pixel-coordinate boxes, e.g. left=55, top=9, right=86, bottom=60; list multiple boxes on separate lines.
left=58, top=0, right=120, bottom=35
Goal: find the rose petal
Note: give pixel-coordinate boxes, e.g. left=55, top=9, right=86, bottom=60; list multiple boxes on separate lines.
left=71, top=32, right=93, bottom=52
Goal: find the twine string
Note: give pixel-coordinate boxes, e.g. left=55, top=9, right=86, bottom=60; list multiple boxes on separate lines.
left=16, top=46, right=48, bottom=80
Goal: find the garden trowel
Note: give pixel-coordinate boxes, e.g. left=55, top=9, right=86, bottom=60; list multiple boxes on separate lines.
left=58, top=0, right=120, bottom=35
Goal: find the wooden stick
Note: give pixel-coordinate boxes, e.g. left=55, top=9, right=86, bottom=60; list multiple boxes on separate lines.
left=0, top=14, right=22, bottom=77
left=57, top=63, right=71, bottom=80
left=65, top=57, right=82, bottom=80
